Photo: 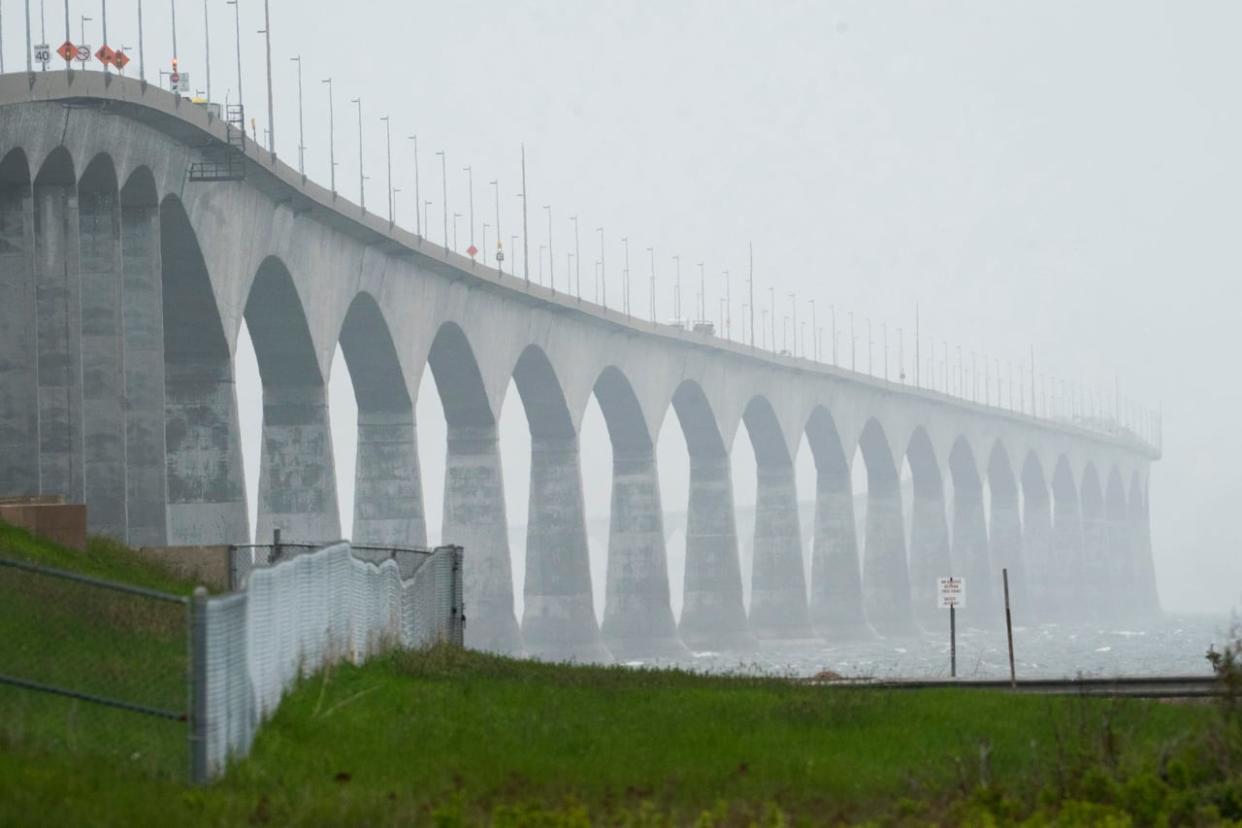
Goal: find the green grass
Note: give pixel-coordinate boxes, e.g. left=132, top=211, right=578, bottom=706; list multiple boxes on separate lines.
left=0, top=522, right=1231, bottom=825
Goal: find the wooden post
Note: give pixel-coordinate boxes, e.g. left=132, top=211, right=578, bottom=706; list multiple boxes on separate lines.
left=1003, top=567, right=1016, bottom=688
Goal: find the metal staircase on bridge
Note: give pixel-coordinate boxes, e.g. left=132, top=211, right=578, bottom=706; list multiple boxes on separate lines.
left=188, top=104, right=247, bottom=182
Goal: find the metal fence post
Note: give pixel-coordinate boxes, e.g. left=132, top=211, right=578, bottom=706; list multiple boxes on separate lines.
left=453, top=545, right=465, bottom=646
left=189, top=586, right=209, bottom=784
left=227, top=545, right=238, bottom=592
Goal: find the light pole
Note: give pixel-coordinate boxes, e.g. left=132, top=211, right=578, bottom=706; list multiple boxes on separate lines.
left=25, top=0, right=32, bottom=75
left=201, top=0, right=209, bottom=97
left=849, top=311, right=855, bottom=371
left=724, top=270, right=731, bottom=340
left=227, top=0, right=241, bottom=110
left=596, top=227, right=606, bottom=310
left=698, top=262, right=705, bottom=323
left=436, top=150, right=447, bottom=248
left=542, top=206, right=555, bottom=293
left=137, top=0, right=144, bottom=80
left=260, top=0, right=274, bottom=156
left=647, top=247, right=655, bottom=322
left=453, top=213, right=460, bottom=253
left=673, top=255, right=681, bottom=323
left=424, top=200, right=432, bottom=238
left=101, top=1, right=109, bottom=75
left=570, top=215, right=580, bottom=301
left=380, top=115, right=392, bottom=225
left=168, top=0, right=175, bottom=64
left=748, top=244, right=756, bottom=347
left=788, top=293, right=797, bottom=358
left=322, top=78, right=335, bottom=195
left=520, top=144, right=529, bottom=285
left=768, top=286, right=775, bottom=352
left=464, top=166, right=475, bottom=259
left=809, top=299, right=817, bottom=361
left=407, top=137, right=422, bottom=237
left=491, top=179, right=502, bottom=271
left=621, top=237, right=630, bottom=317
left=392, top=188, right=400, bottom=225
left=290, top=56, right=304, bottom=177
left=351, top=97, right=365, bottom=213
left=80, top=16, right=91, bottom=58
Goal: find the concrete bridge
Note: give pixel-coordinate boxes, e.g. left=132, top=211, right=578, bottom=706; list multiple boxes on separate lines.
left=0, top=73, right=1161, bottom=660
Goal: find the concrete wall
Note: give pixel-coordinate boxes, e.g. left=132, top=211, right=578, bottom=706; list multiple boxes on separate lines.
left=0, top=73, right=1162, bottom=661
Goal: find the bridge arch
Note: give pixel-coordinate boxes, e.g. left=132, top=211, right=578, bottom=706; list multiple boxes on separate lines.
left=425, top=320, right=520, bottom=654
left=907, top=426, right=949, bottom=629
left=336, top=292, right=425, bottom=549
left=858, top=417, right=913, bottom=635
left=671, top=379, right=752, bottom=649
left=949, top=436, right=992, bottom=621
left=511, top=344, right=606, bottom=661
left=160, top=194, right=248, bottom=544
left=242, top=255, right=339, bottom=543
left=987, top=440, right=1024, bottom=608
left=742, top=395, right=811, bottom=638
left=0, top=148, right=37, bottom=498
left=592, top=365, right=683, bottom=657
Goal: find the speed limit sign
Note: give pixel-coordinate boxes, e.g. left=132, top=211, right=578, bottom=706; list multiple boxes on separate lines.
left=33, top=44, right=51, bottom=65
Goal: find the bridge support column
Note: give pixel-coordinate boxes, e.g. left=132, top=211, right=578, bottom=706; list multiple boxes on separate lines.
left=990, top=488, right=1024, bottom=611
left=352, top=409, right=427, bottom=548
left=255, top=385, right=340, bottom=544
left=908, top=485, right=951, bottom=631
left=0, top=178, right=38, bottom=496
left=601, top=449, right=685, bottom=659
left=443, top=423, right=521, bottom=654
left=952, top=483, right=993, bottom=626
left=749, top=461, right=813, bottom=639
left=522, top=436, right=608, bottom=662
left=1129, top=495, right=1160, bottom=617
left=1080, top=509, right=1107, bottom=622
left=79, top=185, right=128, bottom=540
left=679, top=455, right=755, bottom=651
left=862, top=477, right=915, bottom=636
left=120, top=197, right=168, bottom=547
left=34, top=176, right=84, bottom=504
left=1020, top=487, right=1053, bottom=623
left=1051, top=491, right=1083, bottom=622
left=809, top=467, right=869, bottom=639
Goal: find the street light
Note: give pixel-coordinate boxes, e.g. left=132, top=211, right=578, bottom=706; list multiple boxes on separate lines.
left=290, top=56, right=305, bottom=177
left=350, top=98, right=365, bottom=213
left=258, top=0, right=274, bottom=156
left=226, top=0, right=241, bottom=109
left=463, top=166, right=475, bottom=260
left=621, top=236, right=630, bottom=317
left=380, top=115, right=393, bottom=225
left=491, top=179, right=502, bottom=272
left=596, top=227, right=606, bottom=310
left=436, top=150, right=447, bottom=248
left=321, top=78, right=335, bottom=195
left=543, top=205, right=554, bottom=294
left=570, top=215, right=580, bottom=301
left=408, top=136, right=422, bottom=238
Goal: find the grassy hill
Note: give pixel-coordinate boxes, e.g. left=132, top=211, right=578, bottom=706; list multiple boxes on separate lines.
left=0, top=522, right=1236, bottom=825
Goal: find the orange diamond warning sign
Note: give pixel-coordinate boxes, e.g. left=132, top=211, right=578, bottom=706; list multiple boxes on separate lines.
left=112, top=50, right=130, bottom=70
left=57, top=41, right=77, bottom=62
left=95, top=45, right=115, bottom=65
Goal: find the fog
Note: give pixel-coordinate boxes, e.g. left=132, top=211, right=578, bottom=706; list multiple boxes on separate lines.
left=23, top=1, right=1239, bottom=613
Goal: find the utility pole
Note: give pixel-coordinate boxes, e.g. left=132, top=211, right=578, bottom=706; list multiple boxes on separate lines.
left=62, top=0, right=69, bottom=78
left=290, top=56, right=304, bottom=177
left=698, top=262, right=706, bottom=323
left=809, top=299, right=817, bottom=361
left=768, top=286, right=775, bottom=352
left=25, top=0, right=33, bottom=75
left=322, top=78, right=335, bottom=195
left=169, top=0, right=176, bottom=66
left=380, top=115, right=392, bottom=225
left=351, top=97, right=365, bottom=213
left=789, top=293, right=798, bottom=358
left=227, top=0, right=241, bottom=111
left=101, top=1, right=109, bottom=75
left=724, top=271, right=731, bottom=340
left=1029, top=345, right=1036, bottom=416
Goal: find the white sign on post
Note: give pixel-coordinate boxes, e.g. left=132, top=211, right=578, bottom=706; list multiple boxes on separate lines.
left=937, top=576, right=965, bottom=609
left=175, top=72, right=191, bottom=94
left=34, top=45, right=52, bottom=65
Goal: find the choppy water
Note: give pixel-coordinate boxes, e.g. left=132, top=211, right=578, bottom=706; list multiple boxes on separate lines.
left=625, top=614, right=1235, bottom=680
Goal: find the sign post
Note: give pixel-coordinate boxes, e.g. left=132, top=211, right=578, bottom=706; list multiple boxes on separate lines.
left=1003, top=568, right=1016, bottom=688
left=938, top=576, right=965, bottom=678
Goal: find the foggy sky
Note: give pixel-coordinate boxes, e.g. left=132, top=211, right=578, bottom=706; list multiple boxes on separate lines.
left=11, top=1, right=1239, bottom=613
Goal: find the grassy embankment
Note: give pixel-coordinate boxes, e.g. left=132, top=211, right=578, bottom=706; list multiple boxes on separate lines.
left=1, top=522, right=1237, bottom=825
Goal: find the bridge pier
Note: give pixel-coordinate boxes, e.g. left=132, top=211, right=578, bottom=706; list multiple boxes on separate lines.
left=601, top=448, right=685, bottom=659
left=254, top=385, right=341, bottom=543
left=0, top=161, right=38, bottom=497
left=862, top=475, right=915, bottom=636
left=443, top=423, right=522, bottom=654
left=352, top=409, right=427, bottom=548
left=33, top=165, right=85, bottom=505
left=1128, top=491, right=1160, bottom=617
left=951, top=481, right=993, bottom=627
left=809, top=466, right=870, bottom=639
left=679, top=455, right=755, bottom=651
left=79, top=173, right=127, bottom=541
left=1020, top=483, right=1053, bottom=624
left=522, top=436, right=609, bottom=662
left=120, top=186, right=168, bottom=547
left=990, top=487, right=1024, bottom=611
left=749, top=460, right=814, bottom=639
left=1051, top=478, right=1084, bottom=622
left=908, top=481, right=951, bottom=631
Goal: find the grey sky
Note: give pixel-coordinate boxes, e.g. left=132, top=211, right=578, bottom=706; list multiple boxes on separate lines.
left=13, top=0, right=1238, bottom=613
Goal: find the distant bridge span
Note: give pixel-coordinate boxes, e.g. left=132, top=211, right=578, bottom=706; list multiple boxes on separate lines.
left=0, top=72, right=1160, bottom=660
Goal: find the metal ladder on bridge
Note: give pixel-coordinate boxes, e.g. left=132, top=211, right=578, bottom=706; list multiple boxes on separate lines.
left=188, top=104, right=247, bottom=182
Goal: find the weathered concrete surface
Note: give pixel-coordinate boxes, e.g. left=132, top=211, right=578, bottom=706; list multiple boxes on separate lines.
left=255, top=384, right=341, bottom=544
left=679, top=455, right=755, bottom=650
left=908, top=484, right=951, bottom=631
left=521, top=436, right=609, bottom=662
left=951, top=482, right=993, bottom=627
left=0, top=165, right=38, bottom=497
left=862, top=480, right=915, bottom=636
left=749, top=462, right=814, bottom=639
left=0, top=499, right=87, bottom=551
left=1020, top=480, right=1054, bottom=624
left=601, top=448, right=685, bottom=658
left=442, top=423, right=522, bottom=654
left=352, top=410, right=426, bottom=546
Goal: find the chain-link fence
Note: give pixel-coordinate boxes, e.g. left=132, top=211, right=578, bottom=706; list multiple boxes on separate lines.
left=3, top=540, right=465, bottom=784
left=0, top=557, right=191, bottom=781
